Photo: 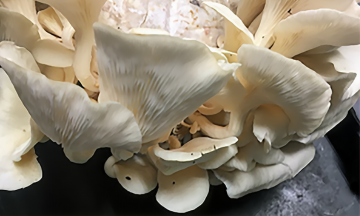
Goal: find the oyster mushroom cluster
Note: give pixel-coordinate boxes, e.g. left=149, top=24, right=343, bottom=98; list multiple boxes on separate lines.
left=1, top=0, right=360, bottom=213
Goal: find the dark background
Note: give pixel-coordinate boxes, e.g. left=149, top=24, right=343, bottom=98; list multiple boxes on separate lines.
left=0, top=109, right=359, bottom=216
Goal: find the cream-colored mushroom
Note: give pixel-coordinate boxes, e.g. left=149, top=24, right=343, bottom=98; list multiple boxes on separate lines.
left=0, top=55, right=144, bottom=154
left=271, top=9, right=360, bottom=58
left=94, top=23, right=239, bottom=145
left=191, top=44, right=332, bottom=139
left=0, top=41, right=44, bottom=190
left=214, top=142, right=315, bottom=199
left=156, top=165, right=209, bottom=213
left=293, top=45, right=360, bottom=143
left=253, top=0, right=355, bottom=47
left=105, top=155, right=158, bottom=195
left=148, top=137, right=237, bottom=175
left=38, top=0, right=107, bottom=92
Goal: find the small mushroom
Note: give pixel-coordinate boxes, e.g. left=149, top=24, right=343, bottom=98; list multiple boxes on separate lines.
left=153, top=137, right=238, bottom=162
left=110, top=155, right=158, bottom=195
left=156, top=165, right=209, bottom=213
left=214, top=141, right=315, bottom=199
left=148, top=137, right=238, bottom=175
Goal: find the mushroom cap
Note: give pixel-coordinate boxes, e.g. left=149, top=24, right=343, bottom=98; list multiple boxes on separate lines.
left=156, top=165, right=209, bottom=213
left=0, top=53, right=143, bottom=155
left=271, top=9, right=360, bottom=57
left=113, top=155, right=157, bottom=195
left=0, top=41, right=43, bottom=190
left=94, top=22, right=237, bottom=144
left=236, top=44, right=332, bottom=137
left=153, top=137, right=238, bottom=162
left=215, top=142, right=315, bottom=199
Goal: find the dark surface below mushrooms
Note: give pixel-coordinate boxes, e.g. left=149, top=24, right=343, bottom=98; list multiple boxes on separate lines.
left=0, top=109, right=359, bottom=216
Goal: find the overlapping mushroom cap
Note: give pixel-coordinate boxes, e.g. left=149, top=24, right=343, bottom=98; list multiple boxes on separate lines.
left=0, top=0, right=359, bottom=214
left=0, top=4, right=75, bottom=190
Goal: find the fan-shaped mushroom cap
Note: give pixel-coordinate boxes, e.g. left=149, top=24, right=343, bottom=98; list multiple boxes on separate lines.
left=197, top=144, right=238, bottom=169
left=156, top=165, right=209, bottom=213
left=0, top=41, right=44, bottom=190
left=254, top=0, right=355, bottom=47
left=214, top=142, right=315, bottom=199
left=110, top=155, right=157, bottom=195
left=154, top=137, right=237, bottom=162
left=0, top=55, right=143, bottom=155
left=293, top=45, right=360, bottom=143
left=271, top=9, right=360, bottom=58
left=148, top=137, right=238, bottom=175
left=94, top=22, right=238, bottom=144
left=236, top=44, right=331, bottom=138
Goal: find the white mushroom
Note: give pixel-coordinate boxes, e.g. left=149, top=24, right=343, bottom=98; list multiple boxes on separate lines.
left=0, top=41, right=44, bottom=190
left=0, top=55, right=143, bottom=154
left=94, top=23, right=239, bottom=145
left=271, top=9, right=360, bottom=58
left=111, top=155, right=157, bottom=195
left=153, top=137, right=237, bottom=162
left=214, top=141, right=315, bottom=199
left=293, top=45, right=360, bottom=143
left=191, top=44, right=332, bottom=139
left=148, top=137, right=238, bottom=175
left=38, top=0, right=107, bottom=91
left=156, top=165, right=209, bottom=213
left=253, top=0, right=355, bottom=47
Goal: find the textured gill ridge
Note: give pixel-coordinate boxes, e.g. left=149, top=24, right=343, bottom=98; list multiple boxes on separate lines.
left=255, top=0, right=298, bottom=45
